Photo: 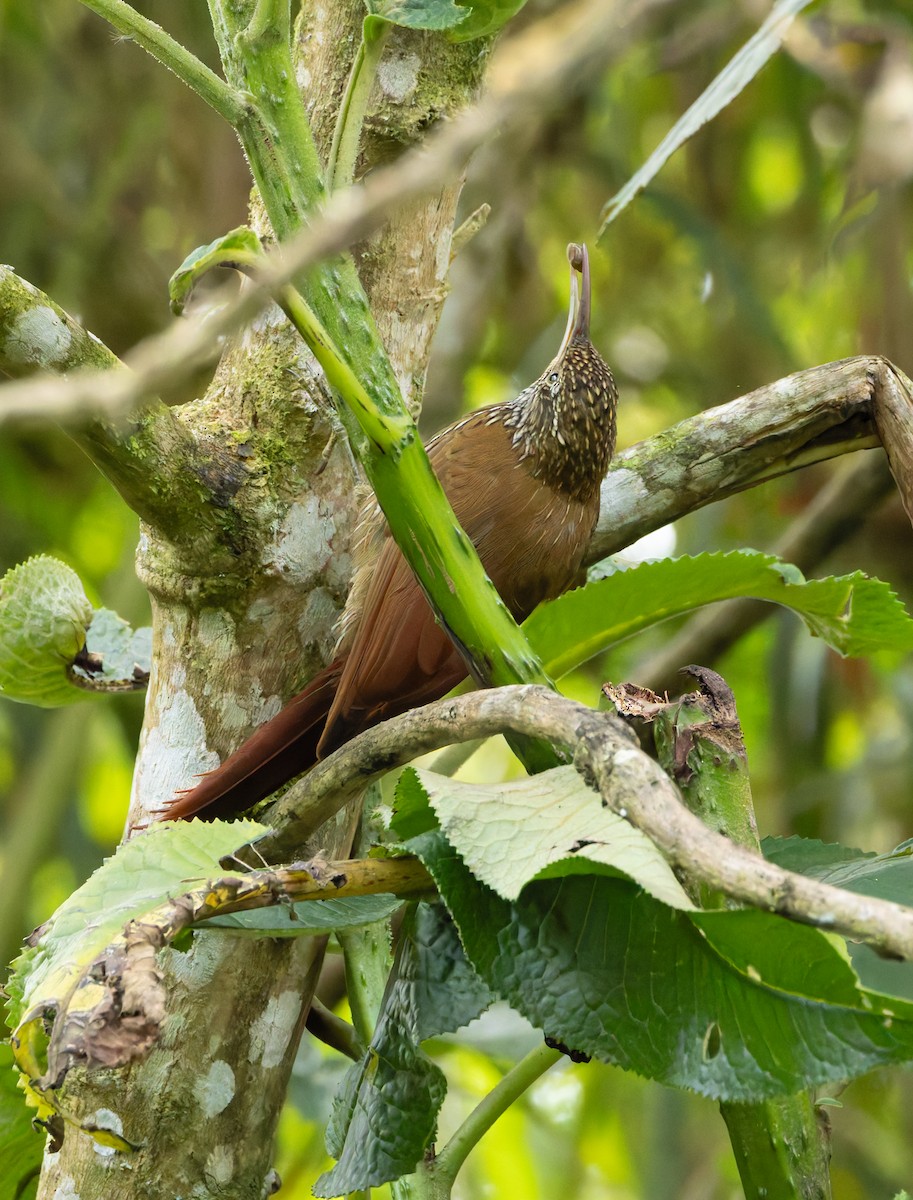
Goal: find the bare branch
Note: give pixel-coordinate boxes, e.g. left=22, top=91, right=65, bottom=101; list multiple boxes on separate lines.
left=251, top=683, right=913, bottom=961
left=589, top=355, right=888, bottom=560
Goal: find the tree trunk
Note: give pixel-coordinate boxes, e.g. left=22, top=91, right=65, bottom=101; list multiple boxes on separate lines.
left=37, top=6, right=481, bottom=1195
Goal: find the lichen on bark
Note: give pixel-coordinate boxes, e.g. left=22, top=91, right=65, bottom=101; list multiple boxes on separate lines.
left=34, top=1, right=482, bottom=1195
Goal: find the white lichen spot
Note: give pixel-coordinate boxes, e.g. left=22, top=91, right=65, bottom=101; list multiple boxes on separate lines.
left=205, top=1145, right=235, bottom=1184
left=249, top=990, right=301, bottom=1068
left=297, top=587, right=341, bottom=655
left=167, top=931, right=226, bottom=987
left=265, top=497, right=335, bottom=582
left=246, top=597, right=277, bottom=624
left=5, top=306, right=73, bottom=367
left=378, top=52, right=420, bottom=103
left=196, top=608, right=236, bottom=655
left=295, top=63, right=312, bottom=91
left=131, top=687, right=219, bottom=813
left=199, top=1060, right=236, bottom=1118
left=598, top=469, right=650, bottom=525
left=52, top=1177, right=80, bottom=1200
left=90, top=1109, right=123, bottom=1162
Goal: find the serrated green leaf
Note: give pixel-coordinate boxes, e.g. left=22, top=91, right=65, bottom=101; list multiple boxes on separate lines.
left=526, top=551, right=913, bottom=679
left=169, top=226, right=263, bottom=315
left=397, top=765, right=692, bottom=910
left=317, top=903, right=491, bottom=1195
left=200, top=893, right=403, bottom=935
left=0, top=556, right=94, bottom=707
left=0, top=1044, right=42, bottom=1200
left=406, top=832, right=913, bottom=1100
left=365, top=0, right=527, bottom=40
left=6, top=820, right=266, bottom=1033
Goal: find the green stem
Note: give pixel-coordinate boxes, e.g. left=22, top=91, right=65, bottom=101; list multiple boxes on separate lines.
left=337, top=919, right=391, bottom=1048
left=277, top=284, right=558, bottom=772
left=327, top=19, right=392, bottom=192
left=210, top=1, right=557, bottom=773
left=242, top=0, right=288, bottom=44
left=653, top=674, right=832, bottom=1199
left=431, top=1043, right=562, bottom=1191
left=720, top=1096, right=832, bottom=1200
left=77, top=0, right=245, bottom=124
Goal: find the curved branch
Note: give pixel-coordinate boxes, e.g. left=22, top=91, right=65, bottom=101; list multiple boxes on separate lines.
left=254, top=684, right=913, bottom=961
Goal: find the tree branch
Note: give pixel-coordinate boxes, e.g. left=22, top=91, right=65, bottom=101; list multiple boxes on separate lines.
left=588, top=355, right=892, bottom=561
left=0, top=268, right=236, bottom=544
left=633, top=449, right=895, bottom=691
left=251, top=684, right=913, bottom=961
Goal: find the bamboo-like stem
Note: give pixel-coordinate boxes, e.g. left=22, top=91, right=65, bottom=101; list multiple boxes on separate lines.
left=275, top=284, right=557, bottom=767
left=647, top=671, right=832, bottom=1197
left=205, top=3, right=555, bottom=765
left=77, top=0, right=244, bottom=123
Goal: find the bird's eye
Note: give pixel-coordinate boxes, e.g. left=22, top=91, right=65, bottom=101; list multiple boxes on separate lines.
left=549, top=371, right=559, bottom=383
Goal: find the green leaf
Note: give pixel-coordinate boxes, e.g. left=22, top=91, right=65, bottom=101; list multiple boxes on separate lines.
left=396, top=765, right=693, bottom=910
left=0, top=556, right=94, bottom=707
left=598, top=0, right=816, bottom=234
left=447, top=0, right=528, bottom=40
left=316, top=903, right=492, bottom=1195
left=364, top=0, right=527, bottom=40
left=762, top=835, right=872, bottom=876
left=0, top=1044, right=42, bottom=1200
left=406, top=832, right=913, bottom=1100
left=764, top=836, right=913, bottom=1002
left=169, top=225, right=263, bottom=315
left=200, top=893, right=403, bottom=935
left=6, top=820, right=266, bottom=1033
left=526, top=552, right=913, bottom=679
left=0, top=558, right=149, bottom=706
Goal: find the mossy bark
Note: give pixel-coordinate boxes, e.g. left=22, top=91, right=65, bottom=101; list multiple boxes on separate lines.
left=34, top=3, right=480, bottom=1196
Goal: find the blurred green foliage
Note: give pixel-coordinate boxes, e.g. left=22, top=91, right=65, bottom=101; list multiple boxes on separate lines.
left=2, top=0, right=913, bottom=1196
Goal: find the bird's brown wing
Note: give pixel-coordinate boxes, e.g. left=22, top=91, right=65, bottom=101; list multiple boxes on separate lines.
left=318, top=411, right=598, bottom=755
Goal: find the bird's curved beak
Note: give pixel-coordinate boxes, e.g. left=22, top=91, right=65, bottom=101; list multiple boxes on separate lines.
left=558, top=243, right=591, bottom=356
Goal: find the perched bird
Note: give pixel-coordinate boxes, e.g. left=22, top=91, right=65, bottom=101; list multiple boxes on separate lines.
left=164, top=243, right=617, bottom=821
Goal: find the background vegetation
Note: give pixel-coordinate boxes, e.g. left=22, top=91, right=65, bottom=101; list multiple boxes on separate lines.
left=1, top=0, right=913, bottom=1195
